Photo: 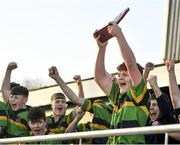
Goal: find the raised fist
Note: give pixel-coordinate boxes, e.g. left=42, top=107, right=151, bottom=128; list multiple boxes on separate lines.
left=164, top=59, right=175, bottom=72
left=145, top=62, right=154, bottom=71
left=147, top=75, right=157, bottom=87
left=107, top=21, right=122, bottom=37
left=48, top=66, right=59, bottom=80
left=76, top=107, right=85, bottom=119
left=7, top=62, right=17, bottom=70
left=73, top=75, right=81, bottom=85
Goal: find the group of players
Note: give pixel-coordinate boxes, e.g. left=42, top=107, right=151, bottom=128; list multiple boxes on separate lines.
left=0, top=22, right=180, bottom=144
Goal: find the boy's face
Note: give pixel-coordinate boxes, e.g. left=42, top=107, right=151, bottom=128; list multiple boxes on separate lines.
left=29, top=119, right=47, bottom=136
left=117, top=70, right=131, bottom=94
left=51, top=99, right=66, bottom=117
left=150, top=99, right=160, bottom=122
left=9, top=95, right=27, bottom=111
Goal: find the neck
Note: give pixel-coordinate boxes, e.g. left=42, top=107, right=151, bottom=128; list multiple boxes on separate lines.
left=20, top=104, right=27, bottom=109
left=53, top=114, right=62, bottom=123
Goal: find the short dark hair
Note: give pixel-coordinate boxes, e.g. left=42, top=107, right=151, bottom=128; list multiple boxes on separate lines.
left=28, top=107, right=46, bottom=122
left=117, top=62, right=143, bottom=75
left=10, top=82, right=20, bottom=89
left=10, top=86, right=29, bottom=97
left=51, top=92, right=66, bottom=102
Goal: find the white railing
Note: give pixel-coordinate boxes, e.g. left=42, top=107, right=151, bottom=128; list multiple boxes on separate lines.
left=0, top=124, right=180, bottom=144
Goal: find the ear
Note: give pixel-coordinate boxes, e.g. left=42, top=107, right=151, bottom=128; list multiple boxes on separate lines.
left=23, top=97, right=28, bottom=104
left=66, top=104, right=68, bottom=108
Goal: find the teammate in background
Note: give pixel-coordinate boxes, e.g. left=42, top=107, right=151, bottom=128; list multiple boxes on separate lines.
left=1, top=62, right=30, bottom=137
left=165, top=59, right=180, bottom=141
left=93, top=22, right=151, bottom=144
left=28, top=107, right=58, bottom=144
left=47, top=75, right=82, bottom=143
left=143, top=62, right=154, bottom=81
left=165, top=59, right=180, bottom=121
left=145, top=75, right=179, bottom=144
left=49, top=67, right=112, bottom=144
left=46, top=92, right=75, bottom=144
left=0, top=62, right=20, bottom=137
left=6, top=86, right=30, bottom=137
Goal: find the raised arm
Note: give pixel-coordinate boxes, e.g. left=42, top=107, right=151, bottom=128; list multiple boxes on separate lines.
left=108, top=22, right=142, bottom=86
left=73, top=75, right=85, bottom=99
left=65, top=107, right=85, bottom=133
left=1, top=62, right=17, bottom=102
left=48, top=66, right=84, bottom=107
left=93, top=33, right=113, bottom=95
left=165, top=59, right=180, bottom=109
left=147, top=75, right=162, bottom=98
left=143, top=62, right=154, bottom=81
left=147, top=75, right=177, bottom=122
left=169, top=133, right=180, bottom=141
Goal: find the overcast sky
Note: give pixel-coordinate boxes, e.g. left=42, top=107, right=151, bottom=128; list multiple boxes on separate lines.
left=0, top=0, right=166, bottom=89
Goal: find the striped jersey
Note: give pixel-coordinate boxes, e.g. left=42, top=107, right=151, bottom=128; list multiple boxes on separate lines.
left=47, top=111, right=74, bottom=144
left=0, top=101, right=8, bottom=137
left=107, top=79, right=150, bottom=144
left=6, top=102, right=30, bottom=137
left=76, top=122, right=92, bottom=144
left=82, top=99, right=112, bottom=144
left=0, top=101, right=31, bottom=137
left=28, top=129, right=59, bottom=144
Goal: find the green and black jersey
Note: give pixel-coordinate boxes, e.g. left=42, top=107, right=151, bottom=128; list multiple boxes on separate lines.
left=0, top=101, right=30, bottom=138
left=76, top=122, right=92, bottom=144
left=0, top=101, right=8, bottom=137
left=0, top=101, right=8, bottom=128
left=47, top=111, right=74, bottom=144
left=28, top=129, right=59, bottom=144
left=6, top=104, right=31, bottom=137
left=47, top=111, right=74, bottom=134
left=82, top=99, right=112, bottom=144
left=107, top=79, right=151, bottom=144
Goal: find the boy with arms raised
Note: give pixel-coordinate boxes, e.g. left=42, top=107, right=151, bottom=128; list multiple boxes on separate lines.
left=1, top=62, right=30, bottom=137
left=48, top=68, right=112, bottom=144
left=47, top=74, right=84, bottom=143
left=93, top=22, right=151, bottom=144
left=46, top=92, right=75, bottom=144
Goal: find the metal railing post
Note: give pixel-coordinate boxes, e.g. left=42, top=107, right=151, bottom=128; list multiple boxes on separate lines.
left=164, top=132, right=169, bottom=145
left=79, top=138, right=82, bottom=145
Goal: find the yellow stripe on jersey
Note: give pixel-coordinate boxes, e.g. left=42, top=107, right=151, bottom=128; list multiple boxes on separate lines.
left=86, top=101, right=92, bottom=112
left=130, top=83, right=147, bottom=104
left=93, top=102, right=103, bottom=109
left=0, top=116, right=7, bottom=121
left=9, top=119, right=27, bottom=129
left=122, top=101, right=148, bottom=116
left=50, top=127, right=66, bottom=133
left=91, top=123, right=108, bottom=130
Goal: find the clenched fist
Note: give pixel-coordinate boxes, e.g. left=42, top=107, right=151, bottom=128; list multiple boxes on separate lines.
left=7, top=62, right=17, bottom=70
left=48, top=66, right=60, bottom=81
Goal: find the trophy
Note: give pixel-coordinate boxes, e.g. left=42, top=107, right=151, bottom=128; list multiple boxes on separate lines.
left=93, top=8, right=130, bottom=43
